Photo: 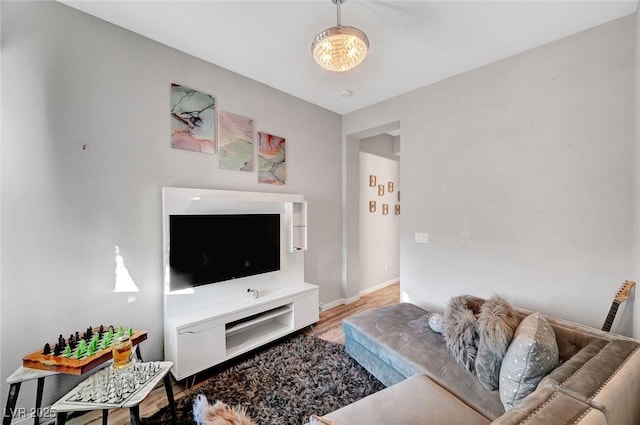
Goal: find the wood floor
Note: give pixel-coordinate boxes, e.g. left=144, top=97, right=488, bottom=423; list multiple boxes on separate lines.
left=304, top=283, right=400, bottom=345
left=59, top=283, right=400, bottom=425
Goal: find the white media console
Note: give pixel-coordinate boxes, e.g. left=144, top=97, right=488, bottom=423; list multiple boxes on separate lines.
left=162, top=188, right=319, bottom=380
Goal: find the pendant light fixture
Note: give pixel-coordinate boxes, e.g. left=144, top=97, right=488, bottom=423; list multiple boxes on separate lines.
left=311, top=0, right=369, bottom=72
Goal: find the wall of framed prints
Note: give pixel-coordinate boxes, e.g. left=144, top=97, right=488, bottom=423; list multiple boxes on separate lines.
left=359, top=150, right=400, bottom=294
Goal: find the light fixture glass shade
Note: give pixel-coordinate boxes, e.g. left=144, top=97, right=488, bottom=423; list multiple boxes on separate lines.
left=312, top=26, right=369, bottom=72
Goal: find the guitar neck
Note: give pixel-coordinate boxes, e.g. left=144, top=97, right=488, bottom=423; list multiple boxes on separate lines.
left=602, top=301, right=620, bottom=332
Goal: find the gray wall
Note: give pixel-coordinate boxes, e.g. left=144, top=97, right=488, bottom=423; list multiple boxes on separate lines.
left=634, top=6, right=640, bottom=338
left=344, top=16, right=636, bottom=333
left=0, top=0, right=342, bottom=410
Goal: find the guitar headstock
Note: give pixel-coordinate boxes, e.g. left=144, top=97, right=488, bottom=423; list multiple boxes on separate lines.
left=614, top=280, right=636, bottom=303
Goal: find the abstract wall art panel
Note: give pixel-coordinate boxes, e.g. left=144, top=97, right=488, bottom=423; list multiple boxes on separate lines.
left=258, top=131, right=286, bottom=185
left=218, top=111, right=254, bottom=171
left=170, top=84, right=215, bottom=154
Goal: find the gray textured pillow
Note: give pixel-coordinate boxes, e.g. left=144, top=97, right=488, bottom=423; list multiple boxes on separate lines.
left=475, top=296, right=520, bottom=391
left=499, top=312, right=559, bottom=411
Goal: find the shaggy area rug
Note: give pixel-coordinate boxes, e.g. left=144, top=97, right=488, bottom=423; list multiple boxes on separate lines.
left=144, top=334, right=385, bottom=424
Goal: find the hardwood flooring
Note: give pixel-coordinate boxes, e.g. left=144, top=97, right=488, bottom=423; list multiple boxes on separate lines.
left=304, top=283, right=400, bottom=345
left=58, top=283, right=400, bottom=425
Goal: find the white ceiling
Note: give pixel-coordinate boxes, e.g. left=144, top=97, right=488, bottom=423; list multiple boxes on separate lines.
left=59, top=1, right=638, bottom=115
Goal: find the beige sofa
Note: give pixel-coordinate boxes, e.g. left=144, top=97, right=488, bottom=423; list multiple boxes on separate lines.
left=314, top=303, right=640, bottom=425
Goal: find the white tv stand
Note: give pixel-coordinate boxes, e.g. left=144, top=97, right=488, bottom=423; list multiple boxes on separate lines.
left=165, top=283, right=318, bottom=380
left=162, top=188, right=319, bottom=380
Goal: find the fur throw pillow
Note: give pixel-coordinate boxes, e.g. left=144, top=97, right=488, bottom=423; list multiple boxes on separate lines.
left=193, top=394, right=257, bottom=425
left=474, top=296, right=521, bottom=391
left=443, top=295, right=484, bottom=372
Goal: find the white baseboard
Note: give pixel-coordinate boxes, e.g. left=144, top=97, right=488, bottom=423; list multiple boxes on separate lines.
left=359, top=278, right=399, bottom=296
left=319, top=298, right=346, bottom=311
left=321, top=278, right=399, bottom=309
left=345, top=294, right=360, bottom=304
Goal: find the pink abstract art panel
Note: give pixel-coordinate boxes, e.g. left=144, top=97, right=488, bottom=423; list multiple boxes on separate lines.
left=258, top=132, right=286, bottom=185
left=218, top=111, right=254, bottom=171
left=170, top=84, right=215, bottom=154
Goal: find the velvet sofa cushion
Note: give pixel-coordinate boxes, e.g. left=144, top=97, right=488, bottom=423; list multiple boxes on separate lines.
left=320, top=374, right=490, bottom=425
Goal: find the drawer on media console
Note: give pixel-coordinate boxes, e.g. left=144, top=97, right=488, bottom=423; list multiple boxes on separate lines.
left=294, top=292, right=320, bottom=328
left=176, top=323, right=226, bottom=378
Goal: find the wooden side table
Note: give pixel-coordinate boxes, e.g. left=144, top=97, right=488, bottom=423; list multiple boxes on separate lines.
left=51, top=361, right=177, bottom=425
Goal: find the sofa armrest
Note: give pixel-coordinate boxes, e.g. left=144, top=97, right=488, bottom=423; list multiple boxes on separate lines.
left=537, top=339, right=640, bottom=425
left=584, top=345, right=640, bottom=425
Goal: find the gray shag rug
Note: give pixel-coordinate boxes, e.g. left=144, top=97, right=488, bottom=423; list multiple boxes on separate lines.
left=144, top=334, right=384, bottom=424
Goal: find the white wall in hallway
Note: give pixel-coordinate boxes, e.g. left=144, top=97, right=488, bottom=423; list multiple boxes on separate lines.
left=359, top=150, right=400, bottom=293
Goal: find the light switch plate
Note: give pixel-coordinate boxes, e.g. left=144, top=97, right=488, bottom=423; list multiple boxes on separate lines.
left=415, top=232, right=429, bottom=244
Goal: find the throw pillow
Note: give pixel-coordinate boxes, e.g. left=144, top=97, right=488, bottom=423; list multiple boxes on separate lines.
left=475, top=295, right=520, bottom=391
left=443, top=295, right=483, bottom=372
left=499, top=312, right=559, bottom=411
left=428, top=312, right=444, bottom=334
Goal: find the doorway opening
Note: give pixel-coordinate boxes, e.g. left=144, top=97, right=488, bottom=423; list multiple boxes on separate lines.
left=344, top=121, right=401, bottom=302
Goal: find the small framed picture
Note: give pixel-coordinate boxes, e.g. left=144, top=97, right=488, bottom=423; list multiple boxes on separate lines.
left=382, top=204, right=389, bottom=215
left=369, top=201, right=376, bottom=213
left=395, top=204, right=400, bottom=215
left=378, top=184, right=385, bottom=196
left=369, top=175, right=376, bottom=187
left=388, top=181, right=394, bottom=192
left=397, top=191, right=401, bottom=202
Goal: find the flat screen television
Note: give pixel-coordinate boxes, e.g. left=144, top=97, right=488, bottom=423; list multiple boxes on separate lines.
left=168, top=214, right=280, bottom=292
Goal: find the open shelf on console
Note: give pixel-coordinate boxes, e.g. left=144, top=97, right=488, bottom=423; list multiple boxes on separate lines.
left=225, top=304, right=294, bottom=358
left=225, top=305, right=293, bottom=337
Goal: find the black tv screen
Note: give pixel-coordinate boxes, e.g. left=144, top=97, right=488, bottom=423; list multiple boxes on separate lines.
left=169, top=214, right=280, bottom=291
